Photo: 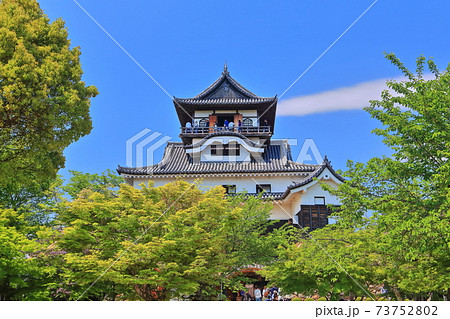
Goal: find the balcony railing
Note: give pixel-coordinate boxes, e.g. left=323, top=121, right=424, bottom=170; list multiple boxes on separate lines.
left=180, top=126, right=272, bottom=135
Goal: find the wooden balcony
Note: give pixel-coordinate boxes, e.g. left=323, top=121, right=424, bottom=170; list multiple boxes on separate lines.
left=180, top=126, right=272, bottom=137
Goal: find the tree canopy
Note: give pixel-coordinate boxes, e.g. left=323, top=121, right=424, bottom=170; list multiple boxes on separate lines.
left=263, top=54, right=450, bottom=301
left=1, top=175, right=280, bottom=301
left=0, top=0, right=98, bottom=187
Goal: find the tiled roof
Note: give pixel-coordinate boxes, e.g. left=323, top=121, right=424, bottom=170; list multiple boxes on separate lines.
left=277, top=156, right=346, bottom=200
left=173, top=66, right=276, bottom=105
left=173, top=97, right=276, bottom=105
left=286, top=156, right=345, bottom=190
left=117, top=142, right=319, bottom=176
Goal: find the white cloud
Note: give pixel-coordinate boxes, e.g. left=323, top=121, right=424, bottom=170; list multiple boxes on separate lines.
left=277, top=75, right=434, bottom=116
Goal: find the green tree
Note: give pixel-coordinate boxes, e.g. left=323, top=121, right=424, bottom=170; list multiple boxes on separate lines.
left=0, top=208, right=56, bottom=300
left=0, top=0, right=98, bottom=187
left=262, top=225, right=379, bottom=300
left=0, top=177, right=62, bottom=228
left=52, top=181, right=275, bottom=300
left=329, top=54, right=450, bottom=299
left=62, top=169, right=124, bottom=199
left=263, top=54, right=450, bottom=301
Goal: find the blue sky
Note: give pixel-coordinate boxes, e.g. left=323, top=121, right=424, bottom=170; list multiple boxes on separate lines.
left=37, top=0, right=450, bottom=180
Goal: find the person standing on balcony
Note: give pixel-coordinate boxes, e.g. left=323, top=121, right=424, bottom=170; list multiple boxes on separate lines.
left=237, top=120, right=242, bottom=132
left=229, top=120, right=235, bottom=132
left=263, top=119, right=269, bottom=132
left=185, top=121, right=192, bottom=133
left=224, top=119, right=229, bottom=130
left=194, top=120, right=199, bottom=133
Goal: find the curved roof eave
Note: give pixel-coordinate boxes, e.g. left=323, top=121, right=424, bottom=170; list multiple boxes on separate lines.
left=278, top=156, right=345, bottom=200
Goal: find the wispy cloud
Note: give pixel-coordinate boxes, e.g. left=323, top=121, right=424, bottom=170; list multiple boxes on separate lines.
left=277, top=75, right=434, bottom=116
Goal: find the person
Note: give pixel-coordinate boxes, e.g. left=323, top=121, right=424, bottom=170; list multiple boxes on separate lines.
left=272, top=291, right=278, bottom=301
left=228, top=120, right=235, bottom=132
left=263, top=287, right=271, bottom=301
left=194, top=120, right=199, bottom=133
left=224, top=119, right=229, bottom=130
left=237, top=120, right=242, bottom=132
left=254, top=287, right=262, bottom=301
left=381, top=284, right=388, bottom=295
left=278, top=288, right=283, bottom=301
left=263, top=119, right=269, bottom=132
left=185, top=121, right=192, bottom=133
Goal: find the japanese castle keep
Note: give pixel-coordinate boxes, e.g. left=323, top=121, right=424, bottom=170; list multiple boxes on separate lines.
left=118, top=65, right=344, bottom=230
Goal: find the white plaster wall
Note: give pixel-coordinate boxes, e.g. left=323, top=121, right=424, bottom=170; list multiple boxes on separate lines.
left=270, top=204, right=293, bottom=220
left=129, top=171, right=341, bottom=219
left=194, top=111, right=212, bottom=117
left=132, top=174, right=307, bottom=194
left=214, top=110, right=235, bottom=114
left=193, top=110, right=257, bottom=117
left=239, top=110, right=257, bottom=117
left=300, top=180, right=340, bottom=205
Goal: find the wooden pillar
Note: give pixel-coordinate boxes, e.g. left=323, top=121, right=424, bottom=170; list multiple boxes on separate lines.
left=209, top=114, right=217, bottom=133
left=234, top=113, right=243, bottom=126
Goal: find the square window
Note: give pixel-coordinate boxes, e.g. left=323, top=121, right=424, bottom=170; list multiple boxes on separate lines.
left=314, top=196, right=325, bottom=205
left=222, top=185, right=236, bottom=194
left=256, top=184, right=271, bottom=194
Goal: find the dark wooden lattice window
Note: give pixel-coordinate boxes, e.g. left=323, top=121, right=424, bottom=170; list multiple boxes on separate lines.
left=297, top=204, right=330, bottom=231
left=210, top=143, right=240, bottom=156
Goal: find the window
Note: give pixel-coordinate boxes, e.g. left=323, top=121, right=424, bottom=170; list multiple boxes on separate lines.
left=256, top=184, right=271, bottom=194
left=314, top=196, right=326, bottom=205
left=242, top=118, right=253, bottom=126
left=222, top=185, right=236, bottom=194
left=198, top=118, right=208, bottom=127
left=210, top=143, right=240, bottom=156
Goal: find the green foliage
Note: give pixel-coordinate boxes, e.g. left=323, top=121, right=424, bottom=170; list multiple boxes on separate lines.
left=0, top=177, right=62, bottom=228
left=329, top=54, right=450, bottom=298
left=62, top=169, right=124, bottom=199
left=262, top=225, right=377, bottom=300
left=223, top=193, right=281, bottom=266
left=52, top=181, right=275, bottom=300
left=264, top=54, right=450, bottom=301
left=0, top=0, right=98, bottom=187
left=0, top=208, right=55, bottom=300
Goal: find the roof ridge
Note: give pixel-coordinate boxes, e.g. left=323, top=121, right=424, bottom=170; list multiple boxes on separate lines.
left=193, top=73, right=226, bottom=99
left=175, top=68, right=273, bottom=100
left=226, top=74, right=259, bottom=98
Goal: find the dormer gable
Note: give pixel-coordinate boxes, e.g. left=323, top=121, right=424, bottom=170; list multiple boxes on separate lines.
left=185, top=132, right=264, bottom=163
